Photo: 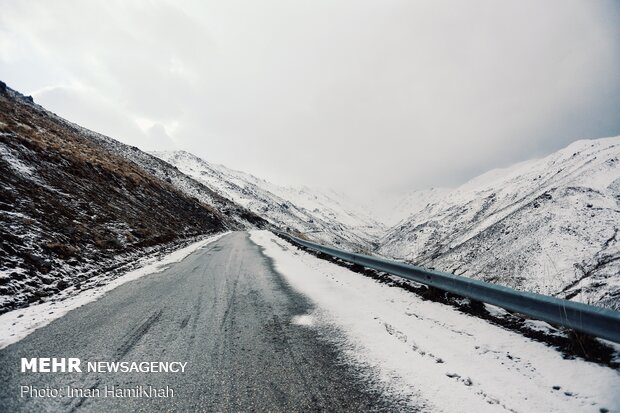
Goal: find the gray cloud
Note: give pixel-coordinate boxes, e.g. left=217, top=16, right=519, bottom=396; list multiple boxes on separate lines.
left=1, top=0, right=619, bottom=195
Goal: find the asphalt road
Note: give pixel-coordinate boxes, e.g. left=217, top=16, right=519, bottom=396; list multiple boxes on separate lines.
left=0, top=231, right=408, bottom=412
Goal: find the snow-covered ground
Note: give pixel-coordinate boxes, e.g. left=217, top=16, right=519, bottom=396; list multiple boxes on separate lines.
left=0, top=232, right=228, bottom=350
left=251, top=230, right=620, bottom=413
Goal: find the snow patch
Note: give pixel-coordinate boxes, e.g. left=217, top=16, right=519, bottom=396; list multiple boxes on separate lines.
left=291, top=314, right=314, bottom=326
left=0, top=144, right=38, bottom=179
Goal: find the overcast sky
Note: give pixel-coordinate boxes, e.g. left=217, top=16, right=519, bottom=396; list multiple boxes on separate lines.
left=1, top=0, right=619, bottom=195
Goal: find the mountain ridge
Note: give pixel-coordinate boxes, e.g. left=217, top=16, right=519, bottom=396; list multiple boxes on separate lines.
left=151, top=150, right=384, bottom=251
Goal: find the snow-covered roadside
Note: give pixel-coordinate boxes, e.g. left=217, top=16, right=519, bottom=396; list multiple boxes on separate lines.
left=0, top=232, right=229, bottom=349
left=250, top=230, right=620, bottom=413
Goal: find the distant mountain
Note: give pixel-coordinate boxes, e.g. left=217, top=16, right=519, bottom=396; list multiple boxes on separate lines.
left=372, top=187, right=452, bottom=227
left=378, top=136, right=620, bottom=309
left=152, top=151, right=384, bottom=250
left=0, top=82, right=266, bottom=313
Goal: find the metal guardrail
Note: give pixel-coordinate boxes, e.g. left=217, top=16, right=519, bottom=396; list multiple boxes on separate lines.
left=275, top=231, right=620, bottom=344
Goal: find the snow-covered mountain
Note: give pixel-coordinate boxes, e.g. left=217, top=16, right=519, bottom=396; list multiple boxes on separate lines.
left=379, top=136, right=620, bottom=309
left=152, top=151, right=384, bottom=250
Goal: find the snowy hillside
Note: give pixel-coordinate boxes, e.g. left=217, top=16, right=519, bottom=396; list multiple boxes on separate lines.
left=152, top=151, right=384, bottom=250
left=0, top=82, right=266, bottom=313
left=379, top=136, right=620, bottom=309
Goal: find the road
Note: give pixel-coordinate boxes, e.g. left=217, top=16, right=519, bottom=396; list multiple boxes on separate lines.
left=0, top=231, right=408, bottom=412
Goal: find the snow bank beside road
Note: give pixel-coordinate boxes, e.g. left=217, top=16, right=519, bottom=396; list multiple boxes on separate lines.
left=0, top=232, right=228, bottom=349
left=251, top=230, right=620, bottom=413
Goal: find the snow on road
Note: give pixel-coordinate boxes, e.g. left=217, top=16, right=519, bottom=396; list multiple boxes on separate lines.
left=251, top=230, right=620, bottom=413
left=0, top=232, right=229, bottom=349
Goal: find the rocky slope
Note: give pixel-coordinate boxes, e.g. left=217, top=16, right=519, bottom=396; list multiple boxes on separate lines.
left=0, top=82, right=266, bottom=313
left=379, top=136, right=620, bottom=309
left=152, top=150, right=384, bottom=251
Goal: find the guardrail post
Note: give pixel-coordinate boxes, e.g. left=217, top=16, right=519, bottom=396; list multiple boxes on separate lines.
left=422, top=286, right=445, bottom=302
